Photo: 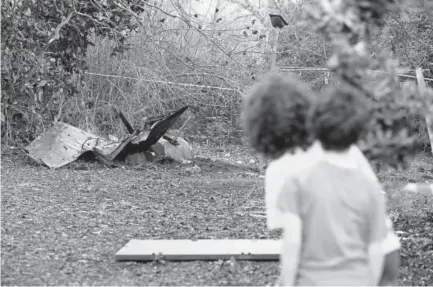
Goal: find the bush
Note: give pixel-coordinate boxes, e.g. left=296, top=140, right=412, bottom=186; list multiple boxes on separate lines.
left=1, top=0, right=144, bottom=143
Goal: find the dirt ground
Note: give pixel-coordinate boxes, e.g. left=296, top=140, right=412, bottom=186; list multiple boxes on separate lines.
left=1, top=144, right=432, bottom=286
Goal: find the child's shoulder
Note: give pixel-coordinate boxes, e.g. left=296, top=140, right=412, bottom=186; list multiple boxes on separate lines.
left=266, top=144, right=321, bottom=179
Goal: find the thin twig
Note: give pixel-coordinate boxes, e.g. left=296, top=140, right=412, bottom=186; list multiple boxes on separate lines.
left=415, top=68, right=433, bottom=155
left=169, top=0, right=248, bottom=68
left=72, top=8, right=126, bottom=40
left=388, top=16, right=433, bottom=50
left=48, top=12, right=75, bottom=44
left=172, top=116, right=191, bottom=142
left=113, top=0, right=145, bottom=29
left=139, top=1, right=177, bottom=19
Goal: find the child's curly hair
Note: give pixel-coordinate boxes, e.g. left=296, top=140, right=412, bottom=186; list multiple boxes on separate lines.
left=311, top=83, right=372, bottom=151
left=242, top=73, right=315, bottom=159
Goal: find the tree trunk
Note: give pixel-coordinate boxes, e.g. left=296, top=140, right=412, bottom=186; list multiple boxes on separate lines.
left=415, top=68, right=433, bottom=156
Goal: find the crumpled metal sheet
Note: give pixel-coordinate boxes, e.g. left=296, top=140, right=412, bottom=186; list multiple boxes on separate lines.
left=25, top=106, right=191, bottom=169
left=24, top=122, right=119, bottom=169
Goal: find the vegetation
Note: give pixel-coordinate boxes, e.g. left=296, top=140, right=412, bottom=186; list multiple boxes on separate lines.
left=1, top=0, right=144, bottom=141
left=2, top=1, right=431, bottom=152
left=1, top=0, right=433, bottom=286
left=306, top=0, right=433, bottom=167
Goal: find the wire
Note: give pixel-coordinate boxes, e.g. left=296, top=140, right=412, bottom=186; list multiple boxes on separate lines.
left=279, top=67, right=433, bottom=82
left=85, top=72, right=242, bottom=93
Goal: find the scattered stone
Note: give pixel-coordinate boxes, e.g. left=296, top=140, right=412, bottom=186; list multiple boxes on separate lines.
left=185, top=165, right=201, bottom=175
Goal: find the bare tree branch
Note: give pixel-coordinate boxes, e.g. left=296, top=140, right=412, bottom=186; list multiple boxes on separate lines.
left=388, top=15, right=433, bottom=50
left=48, top=11, right=74, bottom=45
left=169, top=0, right=248, bottom=68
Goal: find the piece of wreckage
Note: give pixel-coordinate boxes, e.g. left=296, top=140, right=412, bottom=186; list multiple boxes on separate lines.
left=25, top=106, right=192, bottom=169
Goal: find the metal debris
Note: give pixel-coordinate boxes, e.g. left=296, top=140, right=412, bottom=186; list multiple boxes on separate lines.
left=25, top=106, right=192, bottom=169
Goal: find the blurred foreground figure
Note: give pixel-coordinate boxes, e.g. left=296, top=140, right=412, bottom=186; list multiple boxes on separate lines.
left=243, top=74, right=400, bottom=286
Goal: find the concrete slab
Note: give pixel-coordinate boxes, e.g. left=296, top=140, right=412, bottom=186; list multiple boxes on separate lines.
left=115, top=239, right=281, bottom=261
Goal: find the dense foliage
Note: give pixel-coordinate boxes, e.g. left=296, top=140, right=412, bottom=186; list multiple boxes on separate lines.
left=306, top=0, right=433, bottom=167
left=1, top=0, right=144, bottom=141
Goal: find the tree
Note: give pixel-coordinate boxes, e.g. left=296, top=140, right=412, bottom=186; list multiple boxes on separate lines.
left=306, top=0, right=433, bottom=167
left=1, top=0, right=145, bottom=143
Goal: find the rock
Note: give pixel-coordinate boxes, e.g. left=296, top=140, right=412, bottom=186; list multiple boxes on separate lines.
left=158, top=137, right=192, bottom=162
left=185, top=165, right=201, bottom=175
left=108, top=134, right=119, bottom=142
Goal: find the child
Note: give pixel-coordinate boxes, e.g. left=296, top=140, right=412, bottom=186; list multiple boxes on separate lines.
left=243, top=75, right=400, bottom=286
left=267, top=134, right=401, bottom=286
left=242, top=72, right=315, bottom=162
left=241, top=72, right=317, bottom=231
left=307, top=83, right=401, bottom=286
left=271, top=83, right=388, bottom=285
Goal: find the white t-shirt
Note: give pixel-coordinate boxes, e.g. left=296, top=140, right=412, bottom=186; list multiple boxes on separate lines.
left=265, top=141, right=401, bottom=254
left=265, top=142, right=321, bottom=230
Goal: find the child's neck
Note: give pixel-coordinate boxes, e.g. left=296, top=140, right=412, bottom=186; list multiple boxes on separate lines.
left=316, top=141, right=357, bottom=168
left=316, top=141, right=353, bottom=154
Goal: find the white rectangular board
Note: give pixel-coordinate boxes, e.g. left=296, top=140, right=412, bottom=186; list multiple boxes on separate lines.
left=115, top=239, right=281, bottom=261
